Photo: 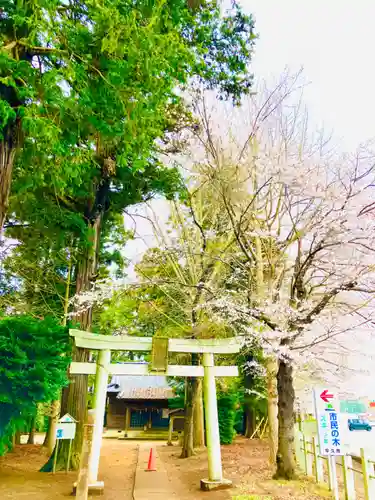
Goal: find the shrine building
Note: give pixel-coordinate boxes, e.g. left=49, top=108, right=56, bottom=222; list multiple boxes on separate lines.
left=105, top=363, right=184, bottom=437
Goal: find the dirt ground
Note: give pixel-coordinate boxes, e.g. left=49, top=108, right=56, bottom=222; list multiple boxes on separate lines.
left=158, top=437, right=331, bottom=500
left=0, top=437, right=331, bottom=500
left=0, top=439, right=138, bottom=500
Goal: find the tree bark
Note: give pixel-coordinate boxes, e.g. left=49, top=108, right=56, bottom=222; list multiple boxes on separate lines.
left=0, top=126, right=19, bottom=233
left=74, top=213, right=102, bottom=329
left=193, top=378, right=205, bottom=448
left=64, top=212, right=103, bottom=466
left=244, top=404, right=255, bottom=438
left=266, top=357, right=278, bottom=464
left=59, top=213, right=102, bottom=468
left=15, top=431, right=21, bottom=445
left=41, top=213, right=102, bottom=472
left=43, top=400, right=60, bottom=455
left=243, top=360, right=256, bottom=438
left=45, top=346, right=90, bottom=471
left=181, top=352, right=201, bottom=458
left=27, top=416, right=36, bottom=445
left=180, top=376, right=195, bottom=458
left=274, top=359, right=296, bottom=480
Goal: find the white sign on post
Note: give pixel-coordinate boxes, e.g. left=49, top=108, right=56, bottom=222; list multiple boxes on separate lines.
left=313, top=388, right=344, bottom=456
left=53, top=413, right=77, bottom=474
left=56, top=413, right=77, bottom=440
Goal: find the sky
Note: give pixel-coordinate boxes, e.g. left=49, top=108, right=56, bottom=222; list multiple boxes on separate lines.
left=124, top=0, right=375, bottom=268
left=244, top=0, right=375, bottom=151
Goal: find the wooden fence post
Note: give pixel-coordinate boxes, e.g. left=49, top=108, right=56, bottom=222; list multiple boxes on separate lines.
left=342, top=454, right=356, bottom=500
left=361, top=448, right=375, bottom=500
left=302, top=434, right=307, bottom=474
left=294, top=428, right=304, bottom=471
left=306, top=437, right=313, bottom=476
left=303, top=435, right=313, bottom=476
left=312, top=436, right=324, bottom=484
left=327, top=455, right=339, bottom=500
left=75, top=410, right=95, bottom=500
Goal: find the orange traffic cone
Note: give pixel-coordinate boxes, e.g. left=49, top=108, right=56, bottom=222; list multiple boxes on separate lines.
left=145, top=447, right=157, bottom=472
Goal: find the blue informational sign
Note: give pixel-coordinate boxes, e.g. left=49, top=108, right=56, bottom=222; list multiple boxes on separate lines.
left=314, top=388, right=345, bottom=456
left=319, top=409, right=342, bottom=455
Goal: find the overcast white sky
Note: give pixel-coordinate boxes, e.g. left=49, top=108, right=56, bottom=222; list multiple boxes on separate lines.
left=245, top=0, right=375, bottom=150
left=124, top=0, right=375, bottom=267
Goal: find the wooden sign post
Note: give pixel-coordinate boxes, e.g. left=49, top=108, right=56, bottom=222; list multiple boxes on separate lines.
left=75, top=410, right=95, bottom=500
left=53, top=413, right=77, bottom=474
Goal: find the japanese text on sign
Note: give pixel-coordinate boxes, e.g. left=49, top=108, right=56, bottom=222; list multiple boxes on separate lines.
left=314, top=388, right=344, bottom=456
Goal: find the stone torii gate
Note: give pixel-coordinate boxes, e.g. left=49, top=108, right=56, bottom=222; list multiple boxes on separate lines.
left=69, top=329, right=241, bottom=492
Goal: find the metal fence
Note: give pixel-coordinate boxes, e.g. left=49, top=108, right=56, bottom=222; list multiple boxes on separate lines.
left=295, top=429, right=375, bottom=499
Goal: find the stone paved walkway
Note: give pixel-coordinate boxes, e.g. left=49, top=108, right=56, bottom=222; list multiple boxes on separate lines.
left=133, top=444, right=178, bottom=500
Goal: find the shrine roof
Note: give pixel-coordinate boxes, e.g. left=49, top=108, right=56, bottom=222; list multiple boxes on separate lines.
left=107, top=364, right=175, bottom=400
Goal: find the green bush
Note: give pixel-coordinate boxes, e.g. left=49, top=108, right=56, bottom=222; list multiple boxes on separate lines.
left=218, top=391, right=239, bottom=445
left=0, top=315, right=70, bottom=453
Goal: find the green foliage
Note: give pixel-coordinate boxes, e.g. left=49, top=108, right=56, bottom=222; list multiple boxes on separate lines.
left=0, top=315, right=70, bottom=453
left=234, top=403, right=245, bottom=434
left=168, top=395, right=185, bottom=410
left=3, top=0, right=256, bottom=223
left=237, top=344, right=267, bottom=412
left=167, top=379, right=185, bottom=409
left=99, top=246, right=192, bottom=337
left=0, top=210, right=132, bottom=320
left=0, top=229, right=73, bottom=318
left=217, top=389, right=239, bottom=445
left=2, top=1, right=256, bottom=331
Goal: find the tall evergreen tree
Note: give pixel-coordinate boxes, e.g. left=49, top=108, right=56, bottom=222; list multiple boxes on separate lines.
left=0, top=315, right=70, bottom=454
left=3, top=0, right=256, bottom=468
left=1, top=0, right=256, bottom=232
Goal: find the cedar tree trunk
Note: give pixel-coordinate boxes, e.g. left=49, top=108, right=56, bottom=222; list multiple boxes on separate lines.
left=0, top=125, right=19, bottom=232
left=27, top=416, right=36, bottom=445
left=180, top=376, right=195, bottom=458
left=42, top=212, right=103, bottom=471
left=181, top=353, right=201, bottom=457
left=15, top=431, right=21, bottom=445
left=244, top=404, right=255, bottom=438
left=43, top=399, right=60, bottom=455
left=193, top=378, right=205, bottom=448
left=60, top=214, right=102, bottom=469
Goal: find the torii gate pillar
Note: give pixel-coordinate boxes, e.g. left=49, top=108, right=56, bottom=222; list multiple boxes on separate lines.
left=200, top=352, right=232, bottom=491
left=89, top=349, right=110, bottom=485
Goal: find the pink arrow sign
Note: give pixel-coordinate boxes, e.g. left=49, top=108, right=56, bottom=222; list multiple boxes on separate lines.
left=320, top=389, right=334, bottom=403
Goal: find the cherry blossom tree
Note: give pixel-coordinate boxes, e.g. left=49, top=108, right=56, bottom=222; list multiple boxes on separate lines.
left=188, top=73, right=375, bottom=478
